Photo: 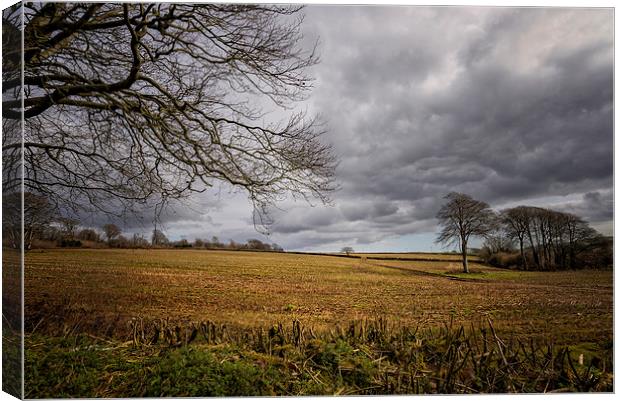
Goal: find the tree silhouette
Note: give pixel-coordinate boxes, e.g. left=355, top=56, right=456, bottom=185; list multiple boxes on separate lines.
left=2, top=3, right=336, bottom=225
left=102, top=223, right=121, bottom=243
left=436, top=192, right=495, bottom=273
left=340, top=246, right=354, bottom=255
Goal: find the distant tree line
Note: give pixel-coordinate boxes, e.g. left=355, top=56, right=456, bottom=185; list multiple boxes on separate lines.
left=484, top=206, right=611, bottom=270
left=190, top=237, right=283, bottom=252
left=436, top=192, right=611, bottom=272
left=2, top=192, right=283, bottom=252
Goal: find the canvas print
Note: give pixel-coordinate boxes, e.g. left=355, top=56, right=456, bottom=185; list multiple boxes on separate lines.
left=1, top=1, right=614, bottom=397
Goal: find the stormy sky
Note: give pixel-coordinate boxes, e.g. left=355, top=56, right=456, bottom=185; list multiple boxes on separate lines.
left=118, top=5, right=613, bottom=252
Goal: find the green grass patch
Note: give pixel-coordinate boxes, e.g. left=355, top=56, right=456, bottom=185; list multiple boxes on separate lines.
left=444, top=269, right=525, bottom=281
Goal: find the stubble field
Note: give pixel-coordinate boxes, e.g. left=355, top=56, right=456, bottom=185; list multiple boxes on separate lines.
left=24, top=248, right=612, bottom=342
left=22, top=248, right=613, bottom=396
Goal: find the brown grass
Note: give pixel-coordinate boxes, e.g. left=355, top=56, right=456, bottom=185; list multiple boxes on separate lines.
left=24, top=249, right=612, bottom=345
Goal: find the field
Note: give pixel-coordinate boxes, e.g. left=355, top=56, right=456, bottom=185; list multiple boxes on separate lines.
left=22, top=249, right=613, bottom=396
left=350, top=252, right=482, bottom=262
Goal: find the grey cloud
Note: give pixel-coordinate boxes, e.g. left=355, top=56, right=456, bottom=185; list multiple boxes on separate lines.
left=305, top=7, right=612, bottom=215
left=269, top=6, right=613, bottom=250
left=75, top=6, right=613, bottom=252
left=271, top=206, right=342, bottom=234
left=339, top=200, right=399, bottom=221
left=557, top=190, right=614, bottom=223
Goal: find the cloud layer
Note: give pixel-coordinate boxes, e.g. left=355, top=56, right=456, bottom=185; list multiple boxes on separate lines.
left=270, top=6, right=613, bottom=250
left=110, top=6, right=613, bottom=251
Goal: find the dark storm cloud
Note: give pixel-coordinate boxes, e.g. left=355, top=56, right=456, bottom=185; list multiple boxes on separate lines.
left=260, top=6, right=613, bottom=249
left=556, top=190, right=614, bottom=223
left=340, top=200, right=399, bottom=221
left=86, top=6, right=611, bottom=251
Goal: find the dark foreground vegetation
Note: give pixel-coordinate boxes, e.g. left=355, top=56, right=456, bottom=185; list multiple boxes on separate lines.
left=24, top=318, right=612, bottom=397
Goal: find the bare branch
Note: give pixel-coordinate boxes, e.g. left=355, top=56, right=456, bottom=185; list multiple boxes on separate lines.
left=3, top=4, right=336, bottom=227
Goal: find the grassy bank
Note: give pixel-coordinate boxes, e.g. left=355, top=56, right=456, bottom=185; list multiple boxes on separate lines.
left=25, top=318, right=613, bottom=397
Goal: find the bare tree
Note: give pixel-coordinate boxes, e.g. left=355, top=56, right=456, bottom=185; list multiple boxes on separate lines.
left=482, top=229, right=514, bottom=255
left=565, top=214, right=598, bottom=269
left=499, top=206, right=601, bottom=270
left=113, top=235, right=131, bottom=248
left=340, top=246, right=354, bottom=255
left=77, top=228, right=100, bottom=242
left=436, top=192, right=495, bottom=273
left=501, top=206, right=531, bottom=269
left=2, top=192, right=57, bottom=250
left=151, top=229, right=168, bottom=247
left=102, top=223, right=121, bottom=243
left=521, top=207, right=564, bottom=270
left=247, top=238, right=270, bottom=250
left=131, top=233, right=149, bottom=248
left=58, top=217, right=80, bottom=239
left=2, top=3, right=336, bottom=225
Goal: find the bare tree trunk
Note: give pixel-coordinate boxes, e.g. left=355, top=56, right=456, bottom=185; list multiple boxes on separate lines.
left=526, top=230, right=540, bottom=269
left=568, top=238, right=576, bottom=269
left=461, top=240, right=469, bottom=273
left=519, top=239, right=527, bottom=270
left=25, top=228, right=33, bottom=250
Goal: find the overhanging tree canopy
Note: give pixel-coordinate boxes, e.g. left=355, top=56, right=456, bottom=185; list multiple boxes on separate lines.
left=2, top=3, right=336, bottom=224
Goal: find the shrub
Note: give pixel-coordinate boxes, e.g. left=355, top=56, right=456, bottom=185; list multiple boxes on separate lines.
left=484, top=251, right=521, bottom=268
left=59, top=239, right=82, bottom=248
